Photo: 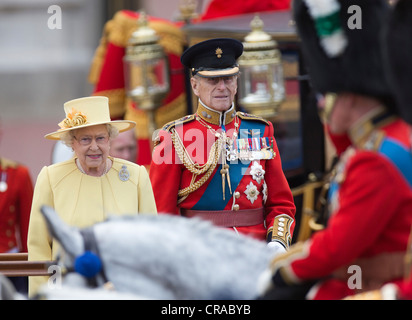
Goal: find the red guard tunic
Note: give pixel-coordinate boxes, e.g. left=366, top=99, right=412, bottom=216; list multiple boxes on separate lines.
left=150, top=102, right=295, bottom=244
left=0, top=157, right=33, bottom=252
left=269, top=109, right=412, bottom=299
left=200, top=0, right=291, bottom=21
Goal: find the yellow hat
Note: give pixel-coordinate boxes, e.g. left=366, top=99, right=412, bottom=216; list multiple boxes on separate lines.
left=45, top=96, right=136, bottom=140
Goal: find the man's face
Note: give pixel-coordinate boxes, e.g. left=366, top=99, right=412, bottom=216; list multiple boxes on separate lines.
left=317, top=92, right=353, bottom=134
left=109, top=130, right=137, bottom=163
left=191, top=75, right=238, bottom=112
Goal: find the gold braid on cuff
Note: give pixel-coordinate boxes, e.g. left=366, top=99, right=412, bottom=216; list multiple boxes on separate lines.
left=268, top=214, right=294, bottom=248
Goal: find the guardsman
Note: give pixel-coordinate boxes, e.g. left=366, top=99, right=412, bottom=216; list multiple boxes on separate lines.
left=259, top=0, right=412, bottom=300
left=0, top=157, right=33, bottom=253
left=379, top=0, right=412, bottom=301
left=149, top=38, right=296, bottom=253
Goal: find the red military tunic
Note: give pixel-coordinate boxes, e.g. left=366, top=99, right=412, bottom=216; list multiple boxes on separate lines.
left=200, top=0, right=291, bottom=21
left=269, top=109, right=412, bottom=299
left=150, top=102, right=295, bottom=243
left=0, top=157, right=33, bottom=252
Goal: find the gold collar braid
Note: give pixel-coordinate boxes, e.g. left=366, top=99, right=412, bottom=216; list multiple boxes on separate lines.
left=196, top=100, right=237, bottom=126
left=349, top=106, right=396, bottom=148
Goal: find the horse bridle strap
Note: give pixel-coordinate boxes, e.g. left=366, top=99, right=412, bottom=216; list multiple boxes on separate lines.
left=77, top=228, right=109, bottom=287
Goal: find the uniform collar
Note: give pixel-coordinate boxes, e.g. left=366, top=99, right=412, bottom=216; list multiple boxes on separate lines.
left=196, top=99, right=237, bottom=126
left=348, top=106, right=396, bottom=147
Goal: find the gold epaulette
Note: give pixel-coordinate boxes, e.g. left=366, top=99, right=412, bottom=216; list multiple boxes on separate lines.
left=153, top=114, right=196, bottom=148
left=160, top=114, right=196, bottom=132
left=237, top=111, right=270, bottom=126
left=357, top=130, right=386, bottom=152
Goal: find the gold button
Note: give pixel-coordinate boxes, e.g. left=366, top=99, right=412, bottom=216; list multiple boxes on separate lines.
left=6, top=230, right=12, bottom=237
left=234, top=191, right=240, bottom=199
left=9, top=205, right=15, bottom=212
left=233, top=204, right=239, bottom=211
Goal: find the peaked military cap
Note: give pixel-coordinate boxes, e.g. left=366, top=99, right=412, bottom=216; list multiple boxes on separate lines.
left=181, top=38, right=243, bottom=78
left=292, top=0, right=393, bottom=107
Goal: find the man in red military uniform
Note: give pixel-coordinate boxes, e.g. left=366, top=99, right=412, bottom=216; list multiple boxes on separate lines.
left=0, top=157, right=33, bottom=253
left=378, top=0, right=412, bottom=301
left=259, top=0, right=412, bottom=300
left=150, top=38, right=295, bottom=252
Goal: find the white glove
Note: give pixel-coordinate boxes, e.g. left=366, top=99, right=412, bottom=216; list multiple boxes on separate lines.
left=267, top=241, right=286, bottom=256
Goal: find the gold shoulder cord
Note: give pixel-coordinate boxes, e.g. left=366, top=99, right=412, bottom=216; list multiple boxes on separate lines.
left=171, top=128, right=222, bottom=203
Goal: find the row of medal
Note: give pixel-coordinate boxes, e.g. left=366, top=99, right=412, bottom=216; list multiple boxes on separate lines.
left=226, top=137, right=276, bottom=161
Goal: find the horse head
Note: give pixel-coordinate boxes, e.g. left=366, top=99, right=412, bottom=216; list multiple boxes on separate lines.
left=40, top=205, right=276, bottom=299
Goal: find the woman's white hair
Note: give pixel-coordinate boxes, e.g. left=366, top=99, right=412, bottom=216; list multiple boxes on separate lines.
left=60, top=124, right=119, bottom=148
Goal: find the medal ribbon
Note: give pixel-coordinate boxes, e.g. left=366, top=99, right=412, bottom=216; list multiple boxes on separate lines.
left=191, top=120, right=266, bottom=210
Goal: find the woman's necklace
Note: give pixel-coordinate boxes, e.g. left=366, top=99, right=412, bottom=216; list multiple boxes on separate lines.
left=76, top=158, right=111, bottom=177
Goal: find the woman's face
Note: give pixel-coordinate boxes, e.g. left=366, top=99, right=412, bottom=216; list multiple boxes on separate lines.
left=71, top=124, right=110, bottom=174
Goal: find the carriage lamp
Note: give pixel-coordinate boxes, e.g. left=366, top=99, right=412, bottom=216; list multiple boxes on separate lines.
left=124, top=11, right=170, bottom=140
left=177, top=0, right=199, bottom=24
left=238, top=15, right=285, bottom=118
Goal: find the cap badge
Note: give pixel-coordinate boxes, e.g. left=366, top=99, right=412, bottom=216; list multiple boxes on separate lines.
left=215, top=47, right=223, bottom=58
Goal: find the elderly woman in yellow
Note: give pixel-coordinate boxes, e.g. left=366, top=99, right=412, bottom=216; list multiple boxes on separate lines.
left=27, top=96, right=157, bottom=297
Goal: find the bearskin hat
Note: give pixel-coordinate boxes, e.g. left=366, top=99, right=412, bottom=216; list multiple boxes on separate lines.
left=292, top=0, right=393, bottom=108
left=383, top=0, right=412, bottom=124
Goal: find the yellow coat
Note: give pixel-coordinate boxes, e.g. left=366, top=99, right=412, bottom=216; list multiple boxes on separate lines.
left=27, top=157, right=157, bottom=296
